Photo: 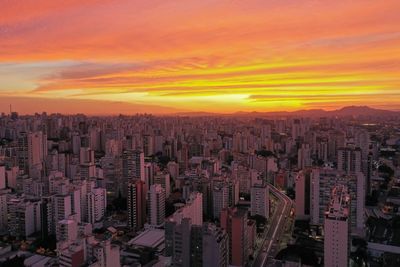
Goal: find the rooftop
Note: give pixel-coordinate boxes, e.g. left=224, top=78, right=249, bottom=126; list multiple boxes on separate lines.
left=128, top=229, right=165, bottom=249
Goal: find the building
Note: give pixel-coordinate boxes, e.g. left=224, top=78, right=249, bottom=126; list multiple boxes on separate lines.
left=250, top=183, right=269, bottom=218
left=228, top=179, right=239, bottom=207
left=324, top=185, right=350, bottom=267
left=169, top=217, right=192, bottom=267
left=127, top=180, right=147, bottom=231
left=122, top=150, right=145, bottom=181
left=165, top=192, right=203, bottom=261
left=27, top=131, right=47, bottom=177
left=337, top=147, right=362, bottom=174
left=220, top=207, right=253, bottom=266
left=295, top=169, right=311, bottom=220
left=165, top=219, right=227, bottom=267
left=202, top=223, right=229, bottom=267
left=17, top=132, right=29, bottom=173
left=53, top=194, right=72, bottom=227
left=310, top=168, right=365, bottom=234
left=167, top=161, right=179, bottom=179
left=86, top=187, right=107, bottom=225
left=8, top=198, right=41, bottom=237
left=148, top=184, right=165, bottom=226
left=88, top=238, right=121, bottom=267
left=0, top=165, right=6, bottom=189
left=57, top=219, right=78, bottom=242
left=0, top=191, right=8, bottom=232
left=154, top=172, right=171, bottom=198
left=58, top=241, right=85, bottom=267
left=212, top=183, right=229, bottom=220
left=297, top=143, right=311, bottom=169
left=176, top=192, right=203, bottom=225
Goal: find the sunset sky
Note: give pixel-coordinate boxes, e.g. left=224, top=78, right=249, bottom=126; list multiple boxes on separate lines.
left=1, top=0, right=400, bottom=114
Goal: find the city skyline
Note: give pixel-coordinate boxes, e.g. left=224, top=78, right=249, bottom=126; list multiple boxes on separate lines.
left=2, top=0, right=400, bottom=114
left=0, top=109, right=398, bottom=266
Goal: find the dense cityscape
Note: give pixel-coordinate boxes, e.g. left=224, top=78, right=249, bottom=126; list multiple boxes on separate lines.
left=0, top=108, right=398, bottom=266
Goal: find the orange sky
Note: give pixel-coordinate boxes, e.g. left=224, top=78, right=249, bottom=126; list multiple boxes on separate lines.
left=1, top=0, right=400, bottom=114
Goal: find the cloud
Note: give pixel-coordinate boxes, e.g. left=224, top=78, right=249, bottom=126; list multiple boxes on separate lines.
left=0, top=95, right=185, bottom=115
left=0, top=0, right=400, bottom=112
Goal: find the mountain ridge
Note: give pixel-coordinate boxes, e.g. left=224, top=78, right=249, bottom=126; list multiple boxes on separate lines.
left=174, top=106, right=400, bottom=117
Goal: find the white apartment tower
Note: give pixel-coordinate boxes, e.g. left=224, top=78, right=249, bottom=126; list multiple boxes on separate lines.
left=324, top=185, right=350, bottom=267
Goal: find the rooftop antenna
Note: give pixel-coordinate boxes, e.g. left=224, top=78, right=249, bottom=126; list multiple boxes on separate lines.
left=9, top=104, right=12, bottom=114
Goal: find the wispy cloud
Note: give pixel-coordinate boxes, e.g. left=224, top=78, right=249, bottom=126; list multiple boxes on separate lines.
left=0, top=0, right=400, bottom=113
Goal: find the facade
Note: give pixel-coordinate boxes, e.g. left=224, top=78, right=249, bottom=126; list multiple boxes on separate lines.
left=8, top=198, right=41, bottom=237
left=148, top=184, right=166, bottom=226
left=337, top=147, right=362, bottom=174
left=310, top=168, right=365, bottom=233
left=127, top=180, right=147, bottom=230
left=298, top=143, right=311, bottom=169
left=86, top=187, right=106, bottom=225
left=212, top=183, right=229, bottom=220
left=295, top=169, right=311, bottom=220
left=324, top=185, right=350, bottom=267
left=154, top=172, right=171, bottom=198
left=201, top=223, right=229, bottom=267
left=220, top=207, right=253, bottom=266
left=122, top=149, right=145, bottom=181
left=250, top=183, right=269, bottom=218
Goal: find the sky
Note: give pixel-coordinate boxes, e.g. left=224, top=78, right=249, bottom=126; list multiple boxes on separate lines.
left=1, top=0, right=400, bottom=114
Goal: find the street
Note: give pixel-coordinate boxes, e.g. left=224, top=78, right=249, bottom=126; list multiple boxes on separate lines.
left=252, top=184, right=293, bottom=267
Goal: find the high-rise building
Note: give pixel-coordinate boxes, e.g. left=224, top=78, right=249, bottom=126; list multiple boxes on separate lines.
left=79, top=162, right=96, bottom=180
left=337, top=147, right=362, bottom=174
left=148, top=184, right=165, bottom=226
left=212, top=183, right=229, bottom=219
left=154, top=172, right=171, bottom=198
left=170, top=217, right=192, bottom=267
left=57, top=218, right=78, bottom=242
left=41, top=196, right=54, bottom=238
left=86, top=187, right=107, bottom=225
left=8, top=198, right=41, bottom=237
left=168, top=192, right=203, bottom=226
left=165, top=192, right=203, bottom=260
left=295, top=169, right=311, bottom=220
left=144, top=162, right=154, bottom=190
left=122, top=150, right=145, bottom=181
left=324, top=185, right=350, bottom=267
left=127, top=180, right=147, bottom=231
left=250, top=183, right=269, bottom=218
left=17, top=132, right=29, bottom=173
left=70, top=187, right=81, bottom=223
left=228, top=179, right=239, bottom=207
left=27, top=131, right=47, bottom=177
left=202, top=223, right=229, bottom=267
left=88, top=238, right=121, bottom=267
left=143, top=134, right=154, bottom=157
left=310, top=168, right=365, bottom=234
left=298, top=143, right=311, bottom=169
left=167, top=161, right=179, bottom=179
left=79, top=147, right=94, bottom=165
left=0, top=191, right=7, bottom=232
left=54, top=194, right=72, bottom=226
left=220, top=207, right=253, bottom=266
left=0, top=165, right=6, bottom=189
left=165, top=219, right=228, bottom=267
